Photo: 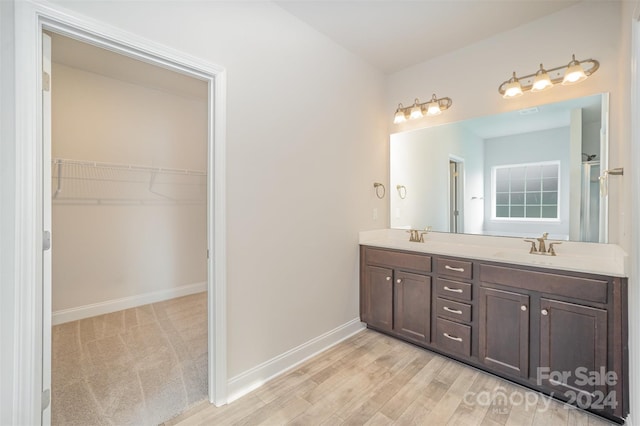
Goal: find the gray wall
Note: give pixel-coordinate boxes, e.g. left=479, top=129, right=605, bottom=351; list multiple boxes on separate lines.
left=483, top=127, right=570, bottom=239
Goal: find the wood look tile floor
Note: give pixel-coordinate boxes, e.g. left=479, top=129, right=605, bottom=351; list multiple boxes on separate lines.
left=166, top=329, right=615, bottom=426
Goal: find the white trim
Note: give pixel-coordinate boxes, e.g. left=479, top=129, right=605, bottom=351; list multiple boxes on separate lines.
left=629, top=13, right=640, bottom=426
left=13, top=1, right=228, bottom=422
left=226, top=319, right=365, bottom=403
left=52, top=282, right=207, bottom=326
left=210, top=58, right=228, bottom=408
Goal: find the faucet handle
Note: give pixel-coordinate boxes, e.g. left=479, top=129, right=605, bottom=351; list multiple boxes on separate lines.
left=548, top=242, right=562, bottom=256
left=406, top=229, right=419, bottom=242
left=523, top=239, right=537, bottom=253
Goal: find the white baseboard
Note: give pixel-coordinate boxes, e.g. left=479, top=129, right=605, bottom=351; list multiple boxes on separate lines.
left=52, top=281, right=207, bottom=325
left=226, top=318, right=365, bottom=403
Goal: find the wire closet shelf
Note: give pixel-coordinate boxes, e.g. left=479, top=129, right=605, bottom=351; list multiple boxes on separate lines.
left=51, top=158, right=207, bottom=205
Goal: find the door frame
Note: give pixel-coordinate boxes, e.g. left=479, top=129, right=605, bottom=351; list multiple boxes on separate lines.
left=14, top=2, right=228, bottom=423
left=448, top=155, right=465, bottom=234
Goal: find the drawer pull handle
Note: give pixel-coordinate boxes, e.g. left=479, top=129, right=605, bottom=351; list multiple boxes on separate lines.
left=445, top=265, right=465, bottom=272
left=443, top=286, right=463, bottom=293
left=443, top=332, right=463, bottom=342
left=386, top=277, right=391, bottom=281
left=443, top=306, right=463, bottom=315
left=521, top=305, right=527, bottom=311
left=541, top=309, right=549, bottom=316
left=397, top=279, right=402, bottom=284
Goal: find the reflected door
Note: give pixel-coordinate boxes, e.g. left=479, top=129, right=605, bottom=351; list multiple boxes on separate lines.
left=449, top=160, right=462, bottom=233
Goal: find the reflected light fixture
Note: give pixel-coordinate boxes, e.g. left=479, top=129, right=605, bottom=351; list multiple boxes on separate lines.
left=392, top=94, right=452, bottom=123
left=499, top=54, right=599, bottom=98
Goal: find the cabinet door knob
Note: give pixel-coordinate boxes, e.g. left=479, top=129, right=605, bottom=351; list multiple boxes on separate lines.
left=396, top=279, right=402, bottom=283
left=541, top=309, right=548, bottom=315
left=386, top=276, right=391, bottom=281
left=521, top=305, right=527, bottom=311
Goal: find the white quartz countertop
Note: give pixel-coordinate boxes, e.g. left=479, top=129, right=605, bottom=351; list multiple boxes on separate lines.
left=359, top=229, right=628, bottom=277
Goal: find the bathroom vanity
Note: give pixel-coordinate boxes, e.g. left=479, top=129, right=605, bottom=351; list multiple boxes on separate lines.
left=359, top=229, right=629, bottom=422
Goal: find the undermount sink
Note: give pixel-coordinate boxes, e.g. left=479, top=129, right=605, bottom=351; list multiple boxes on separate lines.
left=490, top=250, right=562, bottom=265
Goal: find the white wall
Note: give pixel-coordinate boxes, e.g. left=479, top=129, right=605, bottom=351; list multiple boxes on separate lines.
left=47, top=0, right=388, bottom=378
left=51, top=63, right=207, bottom=315
left=0, top=1, right=17, bottom=424
left=387, top=1, right=630, bottom=250
left=482, top=127, right=570, bottom=239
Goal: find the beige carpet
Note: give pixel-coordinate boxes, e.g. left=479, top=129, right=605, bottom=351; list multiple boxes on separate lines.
left=51, top=292, right=208, bottom=425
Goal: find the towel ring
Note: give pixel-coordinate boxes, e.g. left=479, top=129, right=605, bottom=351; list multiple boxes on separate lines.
left=373, top=182, right=386, bottom=199
left=396, top=185, right=407, bottom=199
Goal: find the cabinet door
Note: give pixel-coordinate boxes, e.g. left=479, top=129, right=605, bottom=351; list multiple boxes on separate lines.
left=363, top=266, right=393, bottom=331
left=479, top=287, right=529, bottom=378
left=394, top=271, right=431, bottom=343
left=539, top=298, right=608, bottom=399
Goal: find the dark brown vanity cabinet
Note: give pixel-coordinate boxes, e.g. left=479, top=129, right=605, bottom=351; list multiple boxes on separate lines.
left=361, top=265, right=394, bottom=332
left=479, top=264, right=627, bottom=421
left=539, top=298, right=608, bottom=399
left=360, top=245, right=628, bottom=422
left=433, top=258, right=474, bottom=358
left=360, top=247, right=432, bottom=345
left=478, top=287, right=530, bottom=378
left=394, top=271, right=431, bottom=343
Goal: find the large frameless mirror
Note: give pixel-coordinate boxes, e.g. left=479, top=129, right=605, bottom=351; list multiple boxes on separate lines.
left=390, top=93, right=609, bottom=243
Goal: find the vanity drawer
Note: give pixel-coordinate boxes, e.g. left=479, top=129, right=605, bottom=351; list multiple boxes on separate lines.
left=436, top=297, right=471, bottom=322
left=436, top=318, right=471, bottom=358
left=436, top=258, right=473, bottom=280
left=435, top=278, right=472, bottom=301
left=480, top=264, right=608, bottom=304
left=365, top=248, right=431, bottom=273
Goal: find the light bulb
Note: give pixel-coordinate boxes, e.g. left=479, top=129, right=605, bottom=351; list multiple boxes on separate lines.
left=393, top=105, right=407, bottom=124
left=426, top=94, right=441, bottom=116
left=503, top=73, right=523, bottom=98
left=531, top=64, right=553, bottom=92
left=409, top=99, right=423, bottom=119
left=562, top=55, right=587, bottom=85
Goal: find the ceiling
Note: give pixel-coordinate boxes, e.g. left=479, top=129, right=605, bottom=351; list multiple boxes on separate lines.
left=460, top=93, right=602, bottom=140
left=50, top=1, right=581, bottom=95
left=50, top=32, right=208, bottom=100
left=274, top=0, right=581, bottom=74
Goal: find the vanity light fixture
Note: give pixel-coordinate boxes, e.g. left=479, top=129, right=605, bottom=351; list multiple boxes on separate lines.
left=393, top=94, right=452, bottom=123
left=531, top=64, right=553, bottom=92
left=499, top=54, right=599, bottom=99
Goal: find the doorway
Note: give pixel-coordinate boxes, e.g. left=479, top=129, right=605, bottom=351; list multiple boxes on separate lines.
left=46, top=31, right=211, bottom=424
left=10, top=3, right=229, bottom=422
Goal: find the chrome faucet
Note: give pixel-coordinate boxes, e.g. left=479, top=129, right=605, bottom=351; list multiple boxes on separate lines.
left=524, top=232, right=561, bottom=256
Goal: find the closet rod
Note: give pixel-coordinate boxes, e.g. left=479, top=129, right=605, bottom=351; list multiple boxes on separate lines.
left=53, top=158, right=206, bottom=176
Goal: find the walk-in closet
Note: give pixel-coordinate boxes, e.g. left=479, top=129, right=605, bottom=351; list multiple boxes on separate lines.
left=48, top=32, right=209, bottom=425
